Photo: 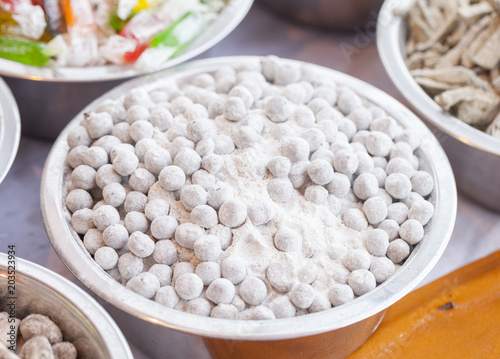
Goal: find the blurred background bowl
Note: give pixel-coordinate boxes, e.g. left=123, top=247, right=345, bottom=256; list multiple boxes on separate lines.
left=257, top=0, right=383, bottom=30
left=0, top=253, right=133, bottom=359
left=2, top=0, right=253, bottom=140
left=0, top=78, right=20, bottom=184
left=41, top=56, right=457, bottom=359
left=377, top=0, right=500, bottom=212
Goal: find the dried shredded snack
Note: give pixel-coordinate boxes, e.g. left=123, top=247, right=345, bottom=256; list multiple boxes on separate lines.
left=404, top=0, right=500, bottom=138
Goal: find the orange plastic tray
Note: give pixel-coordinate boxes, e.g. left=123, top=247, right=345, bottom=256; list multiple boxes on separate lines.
left=348, top=251, right=500, bottom=358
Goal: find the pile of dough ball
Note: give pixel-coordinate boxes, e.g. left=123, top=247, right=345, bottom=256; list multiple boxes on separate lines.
left=64, top=56, right=435, bottom=320
left=0, top=312, right=77, bottom=359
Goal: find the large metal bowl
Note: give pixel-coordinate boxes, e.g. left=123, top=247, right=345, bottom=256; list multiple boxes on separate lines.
left=3, top=0, right=253, bottom=140
left=41, top=56, right=457, bottom=359
left=0, top=253, right=133, bottom=358
left=377, top=0, right=500, bottom=212
left=0, top=78, right=20, bottom=184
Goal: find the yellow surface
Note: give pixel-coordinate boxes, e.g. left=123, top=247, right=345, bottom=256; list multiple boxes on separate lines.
left=349, top=251, right=500, bottom=358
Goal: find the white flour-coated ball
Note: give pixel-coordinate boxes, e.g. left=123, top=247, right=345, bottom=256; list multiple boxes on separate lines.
left=370, top=256, right=395, bottom=283
left=66, top=189, right=93, bottom=213
left=118, top=253, right=143, bottom=280
left=274, top=228, right=302, bottom=252
left=124, top=191, right=147, bottom=213
left=209, top=224, right=232, bottom=250
left=174, top=148, right=202, bottom=176
left=239, top=306, right=276, bottom=320
left=94, top=246, right=119, bottom=270
left=191, top=170, right=216, bottom=191
left=149, top=106, right=173, bottom=131
left=378, top=219, right=400, bottom=241
left=348, top=269, right=376, bottom=296
left=385, top=173, right=412, bottom=199
left=194, top=234, right=221, bottom=261
left=112, top=150, right=139, bottom=177
left=288, top=161, right=310, bottom=189
left=126, top=272, right=160, bottom=299
left=268, top=296, right=296, bottom=318
left=408, top=200, right=434, bottom=225
left=326, top=173, right=351, bottom=198
left=247, top=201, right=274, bottom=226
left=175, top=223, right=205, bottom=250
left=224, top=97, right=246, bottom=122
left=343, top=249, right=371, bottom=271
left=411, top=171, right=434, bottom=197
left=175, top=273, right=204, bottom=300
left=96, top=164, right=122, bottom=189
left=309, top=293, right=332, bottom=313
left=71, top=165, right=97, bottom=190
left=184, top=298, right=212, bottom=317
left=172, top=262, right=195, bottom=281
left=282, top=137, right=310, bottom=162
left=213, top=134, right=235, bottom=155
left=144, top=147, right=171, bottom=175
left=210, top=304, right=239, bottom=319
left=144, top=199, right=170, bottom=221
left=333, top=150, right=358, bottom=175
left=304, top=185, right=328, bottom=204
left=328, top=283, right=354, bottom=307
left=83, top=229, right=104, bottom=255
left=342, top=208, right=368, bottom=232
left=307, top=159, right=334, bottom=185
left=387, top=202, right=409, bottom=225
left=267, top=156, right=292, bottom=178
left=159, top=166, right=186, bottom=191
left=239, top=277, right=267, bottom=305
left=267, top=178, right=294, bottom=202
left=191, top=205, right=218, bottom=228
left=206, top=278, right=235, bottom=304
left=180, top=185, right=207, bottom=211
left=221, top=256, right=246, bottom=284
left=266, top=262, right=296, bottom=293
left=219, top=199, right=247, bottom=228
left=363, top=196, right=388, bottom=225
left=151, top=215, right=178, bottom=240
left=124, top=211, right=149, bottom=234
left=103, top=224, right=129, bottom=249
left=83, top=146, right=108, bottom=170
left=387, top=238, right=410, bottom=263
left=386, top=158, right=415, bottom=179
left=153, top=240, right=178, bottom=265
left=195, top=262, right=221, bottom=286
left=337, top=88, right=362, bottom=115
left=366, top=229, right=389, bottom=256
left=129, top=168, right=156, bottom=194
left=92, top=205, right=120, bottom=231
left=155, top=286, right=179, bottom=308
left=128, top=231, right=155, bottom=258
left=169, top=137, right=194, bottom=160
left=399, top=219, right=424, bottom=245
left=102, top=183, right=126, bottom=207
left=353, top=173, right=379, bottom=200
left=289, top=283, right=315, bottom=309
left=365, top=131, right=393, bottom=157
left=67, top=145, right=88, bottom=169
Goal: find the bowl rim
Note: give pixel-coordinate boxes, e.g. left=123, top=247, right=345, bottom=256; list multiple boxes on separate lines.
left=0, top=253, right=133, bottom=358
left=0, top=0, right=253, bottom=83
left=376, top=0, right=500, bottom=158
left=0, top=78, right=20, bottom=184
left=41, top=55, right=457, bottom=341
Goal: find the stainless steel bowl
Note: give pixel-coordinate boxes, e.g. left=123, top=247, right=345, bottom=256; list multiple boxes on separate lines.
left=41, top=56, right=457, bottom=359
left=3, top=0, right=253, bottom=140
left=377, top=0, right=500, bottom=212
left=0, top=78, right=20, bottom=184
left=258, top=0, right=383, bottom=30
left=0, top=253, right=133, bottom=359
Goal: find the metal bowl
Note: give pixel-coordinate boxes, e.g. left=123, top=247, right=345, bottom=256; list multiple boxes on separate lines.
left=377, top=0, right=500, bottom=212
left=0, top=78, right=20, bottom=184
left=3, top=0, right=253, bottom=140
left=257, top=0, right=383, bottom=30
left=0, top=253, right=133, bottom=358
left=41, top=56, right=457, bottom=359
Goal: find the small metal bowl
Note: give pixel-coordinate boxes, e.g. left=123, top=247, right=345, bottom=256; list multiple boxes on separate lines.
left=0, top=78, right=20, bottom=184
left=377, top=0, right=500, bottom=212
left=41, top=56, right=457, bottom=359
left=0, top=253, right=133, bottom=358
left=2, top=0, right=253, bottom=140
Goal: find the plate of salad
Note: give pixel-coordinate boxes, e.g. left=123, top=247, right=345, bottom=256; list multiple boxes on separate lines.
left=0, top=0, right=253, bottom=81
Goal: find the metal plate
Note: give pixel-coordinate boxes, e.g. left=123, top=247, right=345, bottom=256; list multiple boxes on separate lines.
left=41, top=56, right=457, bottom=341
left=0, top=77, right=20, bottom=184
left=0, top=0, right=253, bottom=82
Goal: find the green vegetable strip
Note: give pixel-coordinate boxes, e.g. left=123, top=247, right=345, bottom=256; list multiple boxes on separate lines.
left=150, top=12, right=206, bottom=49
left=0, top=36, right=50, bottom=66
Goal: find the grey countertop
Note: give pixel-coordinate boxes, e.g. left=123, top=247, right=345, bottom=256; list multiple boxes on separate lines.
left=1, top=3, right=500, bottom=358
